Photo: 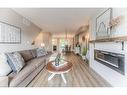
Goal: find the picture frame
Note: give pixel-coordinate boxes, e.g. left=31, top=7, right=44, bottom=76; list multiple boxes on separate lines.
left=0, top=21, right=21, bottom=44
left=96, top=8, right=112, bottom=39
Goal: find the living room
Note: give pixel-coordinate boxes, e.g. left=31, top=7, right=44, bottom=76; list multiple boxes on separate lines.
left=0, top=8, right=95, bottom=87
left=1, top=0, right=127, bottom=95
left=0, top=1, right=127, bottom=94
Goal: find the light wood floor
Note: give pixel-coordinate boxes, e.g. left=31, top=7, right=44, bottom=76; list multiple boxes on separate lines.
left=28, top=53, right=111, bottom=87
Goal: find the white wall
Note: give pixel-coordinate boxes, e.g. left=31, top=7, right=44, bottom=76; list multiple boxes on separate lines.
left=0, top=8, right=41, bottom=53
left=42, top=32, right=52, bottom=51
left=90, top=8, right=127, bottom=87
left=35, top=32, right=52, bottom=51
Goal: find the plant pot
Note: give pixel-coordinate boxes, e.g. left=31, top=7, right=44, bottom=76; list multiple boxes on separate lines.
left=82, top=56, right=86, bottom=60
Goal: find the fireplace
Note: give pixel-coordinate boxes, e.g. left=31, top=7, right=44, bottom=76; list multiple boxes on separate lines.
left=53, top=45, right=57, bottom=51
left=94, top=50, right=125, bottom=75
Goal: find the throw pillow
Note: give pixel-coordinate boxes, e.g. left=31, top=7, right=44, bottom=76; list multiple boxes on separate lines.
left=42, top=48, right=48, bottom=55
left=6, top=52, right=25, bottom=73
left=30, top=49, right=37, bottom=58
left=36, top=48, right=47, bottom=57
left=0, top=53, right=12, bottom=76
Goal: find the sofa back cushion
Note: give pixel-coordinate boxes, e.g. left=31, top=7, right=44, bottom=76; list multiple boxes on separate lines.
left=0, top=53, right=12, bottom=76
left=6, top=52, right=25, bottom=73
left=19, top=50, right=34, bottom=62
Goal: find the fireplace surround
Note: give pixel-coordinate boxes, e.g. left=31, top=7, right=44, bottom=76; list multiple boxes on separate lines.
left=94, top=50, right=125, bottom=75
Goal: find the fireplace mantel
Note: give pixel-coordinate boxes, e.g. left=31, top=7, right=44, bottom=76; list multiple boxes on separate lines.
left=89, top=36, right=127, bottom=43
left=89, top=36, right=127, bottom=50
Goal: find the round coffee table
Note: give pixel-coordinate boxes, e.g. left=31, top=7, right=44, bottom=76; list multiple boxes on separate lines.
left=46, top=60, right=72, bottom=84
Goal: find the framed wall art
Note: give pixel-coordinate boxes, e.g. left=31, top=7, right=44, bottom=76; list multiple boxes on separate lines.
left=0, top=21, right=21, bottom=44
left=96, top=8, right=112, bottom=39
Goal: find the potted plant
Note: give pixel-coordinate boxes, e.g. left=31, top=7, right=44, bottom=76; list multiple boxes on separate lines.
left=75, top=43, right=81, bottom=54
left=82, top=47, right=87, bottom=60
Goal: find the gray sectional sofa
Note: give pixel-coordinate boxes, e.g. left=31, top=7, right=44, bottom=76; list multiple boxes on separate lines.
left=7, top=49, right=52, bottom=87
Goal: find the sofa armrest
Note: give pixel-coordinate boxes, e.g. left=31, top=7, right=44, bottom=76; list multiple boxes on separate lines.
left=0, top=76, right=8, bottom=87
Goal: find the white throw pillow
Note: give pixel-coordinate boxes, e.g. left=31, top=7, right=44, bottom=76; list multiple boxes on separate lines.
left=0, top=53, right=12, bottom=76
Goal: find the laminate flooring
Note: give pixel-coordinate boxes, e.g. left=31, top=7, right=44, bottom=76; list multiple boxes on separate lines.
left=28, top=53, right=111, bottom=87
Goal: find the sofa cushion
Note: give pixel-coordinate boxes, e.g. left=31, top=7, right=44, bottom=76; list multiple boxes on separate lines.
left=8, top=72, right=17, bottom=83
left=0, top=53, right=12, bottom=76
left=9, top=56, right=46, bottom=87
left=30, top=49, right=37, bottom=58
left=36, top=48, right=47, bottom=57
left=19, top=50, right=34, bottom=62
left=26, top=56, right=46, bottom=67
left=9, top=62, right=36, bottom=87
left=17, top=63, right=44, bottom=87
left=6, top=52, right=25, bottom=73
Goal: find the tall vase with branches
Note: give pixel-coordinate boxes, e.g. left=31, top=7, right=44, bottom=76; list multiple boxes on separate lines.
left=109, top=16, right=124, bottom=37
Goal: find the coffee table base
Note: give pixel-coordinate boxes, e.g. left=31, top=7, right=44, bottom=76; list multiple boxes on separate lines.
left=48, top=73, right=67, bottom=84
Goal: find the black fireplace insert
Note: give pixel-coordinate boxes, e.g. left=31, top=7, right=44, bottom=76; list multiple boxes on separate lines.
left=94, top=50, right=125, bottom=75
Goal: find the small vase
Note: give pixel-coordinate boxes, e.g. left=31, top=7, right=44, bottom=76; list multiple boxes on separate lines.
left=110, top=27, right=116, bottom=38
left=82, top=56, right=86, bottom=60
left=107, top=27, right=111, bottom=38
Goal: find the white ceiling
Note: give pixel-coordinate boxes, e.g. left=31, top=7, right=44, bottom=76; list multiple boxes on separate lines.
left=13, top=8, right=103, bottom=37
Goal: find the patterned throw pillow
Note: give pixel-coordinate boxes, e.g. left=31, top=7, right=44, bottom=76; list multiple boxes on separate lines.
left=36, top=48, right=47, bottom=57
left=0, top=53, right=12, bottom=76
left=30, top=49, right=37, bottom=58
left=6, top=52, right=25, bottom=73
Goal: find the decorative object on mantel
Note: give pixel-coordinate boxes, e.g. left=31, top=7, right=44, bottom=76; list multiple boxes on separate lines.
left=96, top=8, right=112, bottom=39
left=109, top=16, right=124, bottom=37
left=109, top=16, right=124, bottom=28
